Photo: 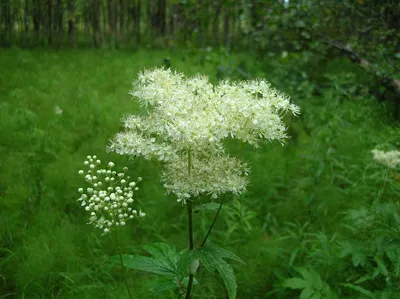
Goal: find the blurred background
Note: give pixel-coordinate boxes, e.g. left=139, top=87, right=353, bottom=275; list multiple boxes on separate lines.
left=0, top=0, right=400, bottom=298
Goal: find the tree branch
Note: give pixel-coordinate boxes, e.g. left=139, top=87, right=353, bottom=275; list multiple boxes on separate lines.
left=316, top=33, right=400, bottom=96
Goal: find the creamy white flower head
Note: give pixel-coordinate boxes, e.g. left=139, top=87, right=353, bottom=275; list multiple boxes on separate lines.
left=77, top=156, right=145, bottom=234
left=162, top=154, right=249, bottom=203
left=110, top=68, right=299, bottom=153
left=109, top=68, right=299, bottom=203
left=372, top=149, right=400, bottom=169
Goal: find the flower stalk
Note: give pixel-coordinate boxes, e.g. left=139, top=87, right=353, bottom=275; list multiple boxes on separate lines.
left=116, top=228, right=133, bottom=299
left=201, top=196, right=226, bottom=247
left=186, top=149, right=194, bottom=299
left=185, top=200, right=194, bottom=299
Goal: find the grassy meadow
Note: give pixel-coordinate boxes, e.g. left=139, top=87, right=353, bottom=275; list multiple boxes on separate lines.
left=1, top=48, right=399, bottom=298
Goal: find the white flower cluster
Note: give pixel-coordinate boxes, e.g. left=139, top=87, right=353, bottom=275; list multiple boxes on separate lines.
left=108, top=68, right=299, bottom=203
left=372, top=149, right=400, bottom=169
left=162, top=155, right=249, bottom=200
left=77, top=155, right=145, bottom=234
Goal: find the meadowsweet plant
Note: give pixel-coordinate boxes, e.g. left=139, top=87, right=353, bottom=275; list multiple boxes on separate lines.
left=104, top=68, right=299, bottom=298
left=77, top=155, right=144, bottom=299
left=371, top=149, right=400, bottom=169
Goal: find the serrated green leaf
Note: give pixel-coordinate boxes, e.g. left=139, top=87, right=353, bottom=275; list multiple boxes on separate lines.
left=289, top=248, right=300, bottom=266
left=202, top=253, right=236, bottom=299
left=309, top=291, right=322, bottom=299
left=177, top=248, right=192, bottom=275
left=296, top=268, right=314, bottom=283
left=326, top=288, right=339, bottom=299
left=111, top=255, right=176, bottom=276
left=380, top=290, right=392, bottom=299
left=143, top=243, right=177, bottom=260
left=352, top=250, right=368, bottom=267
left=374, top=256, right=389, bottom=277
left=142, top=243, right=179, bottom=273
left=206, top=244, right=245, bottom=265
left=372, top=267, right=381, bottom=280
left=339, top=241, right=353, bottom=258
left=150, top=276, right=199, bottom=296
left=150, top=278, right=177, bottom=294
left=309, top=269, right=323, bottom=290
left=191, top=245, right=243, bottom=299
left=110, top=243, right=180, bottom=276
left=295, top=267, right=322, bottom=290
left=395, top=257, right=400, bottom=276
left=354, top=272, right=374, bottom=284
left=300, top=288, right=314, bottom=299
left=342, top=283, right=375, bottom=298
left=283, top=278, right=310, bottom=289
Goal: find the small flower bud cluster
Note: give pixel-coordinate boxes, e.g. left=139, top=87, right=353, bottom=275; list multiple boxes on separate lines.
left=77, top=155, right=145, bottom=234
left=372, top=149, right=400, bottom=169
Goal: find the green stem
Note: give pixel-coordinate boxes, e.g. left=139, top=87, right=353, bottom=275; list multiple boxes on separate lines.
left=185, top=201, right=194, bottom=299
left=201, top=196, right=226, bottom=247
left=116, top=229, right=133, bottom=299
left=187, top=201, right=194, bottom=250
left=376, top=168, right=389, bottom=202
left=188, top=148, right=192, bottom=176
left=185, top=148, right=194, bottom=299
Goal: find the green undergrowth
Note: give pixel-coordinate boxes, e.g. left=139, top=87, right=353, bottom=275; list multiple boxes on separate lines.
left=0, top=48, right=399, bottom=298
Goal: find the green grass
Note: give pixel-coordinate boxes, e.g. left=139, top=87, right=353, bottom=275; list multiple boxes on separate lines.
left=0, top=48, right=399, bottom=298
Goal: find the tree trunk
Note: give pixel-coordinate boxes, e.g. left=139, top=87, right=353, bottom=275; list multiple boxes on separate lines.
left=33, top=0, right=41, bottom=43
left=83, top=2, right=90, bottom=40
left=47, top=0, right=53, bottom=45
left=107, top=0, right=117, bottom=47
left=168, top=1, right=174, bottom=37
left=102, top=0, right=107, bottom=41
left=56, top=0, right=63, bottom=48
left=319, top=35, right=400, bottom=119
left=157, top=0, right=166, bottom=37
left=175, top=3, right=184, bottom=42
left=198, top=0, right=207, bottom=47
left=224, top=7, right=230, bottom=49
left=1, top=0, right=12, bottom=46
left=67, top=0, right=76, bottom=46
left=135, top=0, right=141, bottom=43
left=231, top=2, right=238, bottom=48
left=119, top=0, right=125, bottom=42
left=212, top=0, right=224, bottom=47
left=147, top=0, right=152, bottom=37
left=24, top=0, right=30, bottom=38
left=92, top=0, right=102, bottom=47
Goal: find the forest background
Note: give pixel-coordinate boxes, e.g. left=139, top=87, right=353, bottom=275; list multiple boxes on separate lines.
left=1, top=0, right=400, bottom=298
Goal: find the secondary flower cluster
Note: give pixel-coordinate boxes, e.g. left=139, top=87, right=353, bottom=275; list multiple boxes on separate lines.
left=109, top=68, right=299, bottom=203
left=372, top=149, right=400, bottom=169
left=77, top=155, right=145, bottom=234
left=162, top=154, right=249, bottom=200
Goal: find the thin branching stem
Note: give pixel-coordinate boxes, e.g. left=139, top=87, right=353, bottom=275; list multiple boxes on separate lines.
left=201, top=196, right=226, bottom=247
left=187, top=201, right=194, bottom=251
left=185, top=148, right=194, bottom=299
left=185, top=200, right=194, bottom=299
left=116, top=229, right=133, bottom=299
